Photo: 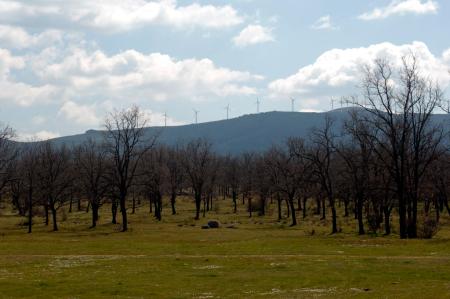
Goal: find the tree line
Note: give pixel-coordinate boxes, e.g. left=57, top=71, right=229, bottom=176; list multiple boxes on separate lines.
left=0, top=56, right=449, bottom=239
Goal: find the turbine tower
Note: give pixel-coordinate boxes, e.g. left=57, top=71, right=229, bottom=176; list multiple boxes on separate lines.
left=290, top=97, right=296, bottom=112
left=225, top=104, right=230, bottom=120
left=256, top=98, right=261, bottom=113
left=163, top=112, right=167, bottom=127
left=193, top=109, right=199, bottom=124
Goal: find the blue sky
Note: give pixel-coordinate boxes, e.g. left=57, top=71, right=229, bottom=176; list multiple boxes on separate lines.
left=0, top=0, right=449, bottom=139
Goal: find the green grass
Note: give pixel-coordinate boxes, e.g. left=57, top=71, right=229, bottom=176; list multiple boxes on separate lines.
left=1, top=197, right=450, bottom=298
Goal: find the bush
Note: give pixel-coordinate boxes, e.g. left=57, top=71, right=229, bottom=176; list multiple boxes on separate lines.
left=366, top=214, right=379, bottom=234
left=419, top=218, right=439, bottom=239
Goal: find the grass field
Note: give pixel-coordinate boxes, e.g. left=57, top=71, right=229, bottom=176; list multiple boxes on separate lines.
left=1, top=197, right=450, bottom=299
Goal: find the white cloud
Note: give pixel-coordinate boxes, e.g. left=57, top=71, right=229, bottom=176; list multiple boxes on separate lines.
left=232, top=24, right=274, bottom=47
left=268, top=41, right=450, bottom=111
left=311, top=15, right=339, bottom=30
left=443, top=48, right=450, bottom=64
left=16, top=130, right=60, bottom=141
left=58, top=101, right=100, bottom=126
left=37, top=48, right=262, bottom=100
left=0, top=25, right=62, bottom=49
left=0, top=0, right=243, bottom=32
left=142, top=109, right=184, bottom=127
left=359, top=0, right=438, bottom=20
left=0, top=48, right=24, bottom=77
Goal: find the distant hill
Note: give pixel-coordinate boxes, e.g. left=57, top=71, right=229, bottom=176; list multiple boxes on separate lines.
left=26, top=108, right=450, bottom=154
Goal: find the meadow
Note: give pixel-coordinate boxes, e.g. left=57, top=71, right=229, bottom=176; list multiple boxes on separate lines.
left=1, top=197, right=450, bottom=299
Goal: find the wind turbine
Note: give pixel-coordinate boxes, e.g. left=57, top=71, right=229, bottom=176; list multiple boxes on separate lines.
left=193, top=109, right=199, bottom=124
left=290, top=97, right=296, bottom=112
left=256, top=97, right=261, bottom=113
left=330, top=97, right=336, bottom=110
left=224, top=104, right=230, bottom=120
left=163, top=112, right=167, bottom=127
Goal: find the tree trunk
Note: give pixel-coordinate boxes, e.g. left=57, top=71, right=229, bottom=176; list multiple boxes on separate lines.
left=69, top=194, right=73, bottom=213
left=154, top=194, right=162, bottom=221
left=383, top=206, right=391, bottom=235
left=297, top=196, right=302, bottom=211
left=302, top=196, right=307, bottom=219
left=288, top=197, right=297, bottom=226
left=357, top=196, right=365, bottom=235
left=91, top=203, right=99, bottom=228
left=132, top=194, right=136, bottom=214
left=120, top=193, right=128, bottom=232
left=194, top=192, right=201, bottom=220
left=27, top=187, right=33, bottom=234
left=277, top=197, right=282, bottom=221
left=329, top=193, right=338, bottom=234
left=232, top=191, right=237, bottom=213
left=315, top=198, right=321, bottom=215
left=170, top=192, right=176, bottom=215
left=321, top=198, right=326, bottom=220
left=111, top=200, right=117, bottom=224
left=248, top=197, right=252, bottom=218
left=344, top=198, right=349, bottom=217
left=51, top=206, right=58, bottom=231
left=44, top=204, right=49, bottom=226
left=286, top=199, right=290, bottom=218
left=259, top=195, right=265, bottom=216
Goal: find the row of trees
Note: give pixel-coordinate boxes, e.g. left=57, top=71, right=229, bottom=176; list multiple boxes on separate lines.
left=0, top=56, right=449, bottom=239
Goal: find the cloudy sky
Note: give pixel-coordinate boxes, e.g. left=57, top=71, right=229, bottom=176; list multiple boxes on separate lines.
left=0, top=0, right=449, bottom=140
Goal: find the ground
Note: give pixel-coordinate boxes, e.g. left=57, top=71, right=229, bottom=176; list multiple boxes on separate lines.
left=1, top=197, right=450, bottom=299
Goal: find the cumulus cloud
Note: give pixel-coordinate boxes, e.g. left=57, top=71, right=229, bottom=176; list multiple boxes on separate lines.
left=0, top=25, right=62, bottom=49
left=0, top=48, right=24, bottom=77
left=58, top=101, right=100, bottom=126
left=359, top=0, right=438, bottom=21
left=0, top=0, right=243, bottom=32
left=268, top=41, right=450, bottom=111
left=37, top=48, right=262, bottom=101
left=311, top=15, right=339, bottom=30
left=443, top=48, right=450, bottom=64
left=232, top=24, right=274, bottom=47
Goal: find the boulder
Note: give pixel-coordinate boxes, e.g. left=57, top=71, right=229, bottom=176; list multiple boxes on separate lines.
left=207, top=220, right=220, bottom=229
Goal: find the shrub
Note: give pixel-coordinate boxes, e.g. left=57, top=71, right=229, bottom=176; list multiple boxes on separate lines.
left=418, top=218, right=439, bottom=239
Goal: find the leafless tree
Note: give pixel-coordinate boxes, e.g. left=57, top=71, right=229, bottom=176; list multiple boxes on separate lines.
left=104, top=105, right=157, bottom=232
left=181, top=138, right=215, bottom=220
left=304, top=115, right=339, bottom=234
left=37, top=142, right=72, bottom=231
left=165, top=146, right=184, bottom=215
left=74, top=139, right=109, bottom=228
left=358, top=55, right=444, bottom=238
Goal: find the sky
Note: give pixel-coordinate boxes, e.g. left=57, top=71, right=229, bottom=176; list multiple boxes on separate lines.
left=0, top=0, right=449, bottom=140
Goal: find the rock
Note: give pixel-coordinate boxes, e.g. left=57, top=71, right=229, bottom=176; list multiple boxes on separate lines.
left=207, top=220, right=220, bottom=228
left=201, top=225, right=210, bottom=229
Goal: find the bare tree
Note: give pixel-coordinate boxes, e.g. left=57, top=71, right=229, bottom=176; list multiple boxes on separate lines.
left=0, top=125, right=17, bottom=200
left=37, top=142, right=72, bottom=231
left=165, top=146, right=184, bottom=215
left=104, top=105, right=157, bottom=232
left=181, top=139, right=215, bottom=220
left=74, top=139, right=109, bottom=228
left=141, top=147, right=166, bottom=221
left=358, top=55, right=444, bottom=238
left=304, top=115, right=339, bottom=234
